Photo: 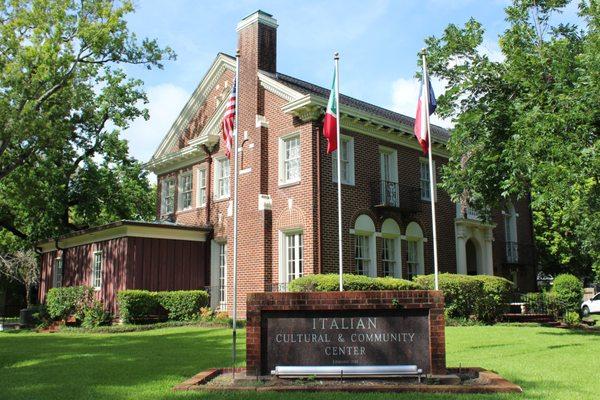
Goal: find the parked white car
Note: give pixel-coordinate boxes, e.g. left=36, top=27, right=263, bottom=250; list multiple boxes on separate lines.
left=581, top=293, right=600, bottom=316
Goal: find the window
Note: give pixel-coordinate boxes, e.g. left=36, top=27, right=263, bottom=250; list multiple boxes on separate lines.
left=283, top=232, right=303, bottom=283
left=53, top=258, right=63, bottom=288
left=420, top=159, right=437, bottom=201
left=218, top=243, right=227, bottom=310
left=381, top=218, right=401, bottom=277
left=92, top=251, right=103, bottom=290
left=214, top=157, right=230, bottom=200
left=380, top=148, right=399, bottom=206
left=161, top=178, right=175, bottom=215
left=197, top=168, right=206, bottom=207
left=407, top=240, right=420, bottom=280
left=504, top=202, right=518, bottom=263
left=279, top=134, right=301, bottom=185
left=355, top=235, right=371, bottom=275
left=332, top=136, right=354, bottom=185
left=405, top=221, right=425, bottom=280
left=178, top=172, right=192, bottom=210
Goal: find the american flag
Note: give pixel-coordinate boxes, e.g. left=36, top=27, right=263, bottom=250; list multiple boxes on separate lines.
left=221, top=79, right=236, bottom=158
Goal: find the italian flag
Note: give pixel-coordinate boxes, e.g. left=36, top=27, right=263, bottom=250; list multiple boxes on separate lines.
left=323, top=69, right=338, bottom=154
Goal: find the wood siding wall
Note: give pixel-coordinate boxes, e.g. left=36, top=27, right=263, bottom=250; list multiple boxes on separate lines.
left=39, top=236, right=209, bottom=316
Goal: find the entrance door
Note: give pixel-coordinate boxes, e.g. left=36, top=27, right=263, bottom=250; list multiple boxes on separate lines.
left=466, top=239, right=478, bottom=275
left=379, top=148, right=398, bottom=206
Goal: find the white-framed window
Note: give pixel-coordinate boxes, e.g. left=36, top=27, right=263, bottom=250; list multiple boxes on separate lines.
left=178, top=172, right=193, bottom=210
left=53, top=258, right=63, bottom=288
left=381, top=218, right=402, bottom=278
left=281, top=231, right=303, bottom=284
left=197, top=168, right=207, bottom=207
left=92, top=251, right=103, bottom=290
left=333, top=135, right=355, bottom=185
left=218, top=243, right=227, bottom=310
left=279, top=134, right=301, bottom=185
left=420, top=158, right=437, bottom=201
left=405, top=221, right=425, bottom=280
left=380, top=147, right=399, bottom=206
left=214, top=157, right=230, bottom=200
left=161, top=178, right=175, bottom=215
left=355, top=235, right=371, bottom=275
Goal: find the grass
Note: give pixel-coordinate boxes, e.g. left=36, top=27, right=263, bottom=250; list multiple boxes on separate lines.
left=1, top=324, right=598, bottom=400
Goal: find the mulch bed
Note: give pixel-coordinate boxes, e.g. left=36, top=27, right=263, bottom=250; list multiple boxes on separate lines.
left=173, top=367, right=523, bottom=394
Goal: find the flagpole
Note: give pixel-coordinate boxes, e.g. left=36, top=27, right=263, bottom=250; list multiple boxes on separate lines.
left=334, top=52, right=344, bottom=292
left=232, top=48, right=240, bottom=379
left=421, top=49, right=440, bottom=291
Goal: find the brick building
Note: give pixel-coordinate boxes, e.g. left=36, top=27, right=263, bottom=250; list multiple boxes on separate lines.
left=39, top=10, right=536, bottom=316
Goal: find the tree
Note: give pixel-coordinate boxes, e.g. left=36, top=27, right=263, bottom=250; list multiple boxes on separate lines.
left=0, top=250, right=39, bottom=308
left=424, top=0, right=600, bottom=281
left=0, top=0, right=173, bottom=250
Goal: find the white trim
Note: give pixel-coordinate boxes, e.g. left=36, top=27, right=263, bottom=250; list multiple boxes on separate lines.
left=236, top=11, right=278, bottom=32
left=214, top=156, right=230, bottom=201
left=278, top=132, right=301, bottom=186
left=178, top=172, right=193, bottom=211
left=196, top=167, right=207, bottom=208
left=39, top=225, right=209, bottom=252
left=258, top=72, right=304, bottom=102
left=150, top=54, right=235, bottom=162
left=278, top=229, right=304, bottom=287
left=161, top=177, right=176, bottom=216
left=91, top=251, right=103, bottom=290
left=419, top=158, right=437, bottom=202
left=52, top=258, right=63, bottom=288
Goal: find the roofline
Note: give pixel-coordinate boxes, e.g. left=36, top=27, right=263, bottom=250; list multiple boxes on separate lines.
left=37, top=220, right=212, bottom=253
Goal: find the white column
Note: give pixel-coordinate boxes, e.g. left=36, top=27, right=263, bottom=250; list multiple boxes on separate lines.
left=483, top=229, right=494, bottom=276
left=455, top=223, right=467, bottom=275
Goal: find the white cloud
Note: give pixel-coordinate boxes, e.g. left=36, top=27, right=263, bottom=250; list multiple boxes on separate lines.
left=122, top=83, right=190, bottom=164
left=389, top=77, right=451, bottom=129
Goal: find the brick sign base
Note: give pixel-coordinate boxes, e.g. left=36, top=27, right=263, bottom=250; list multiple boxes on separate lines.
left=246, top=291, right=446, bottom=376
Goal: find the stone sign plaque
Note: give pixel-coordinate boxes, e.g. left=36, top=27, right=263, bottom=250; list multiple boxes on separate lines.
left=262, top=309, right=430, bottom=373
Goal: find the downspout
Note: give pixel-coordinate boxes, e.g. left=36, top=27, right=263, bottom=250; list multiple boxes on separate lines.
left=200, top=144, right=215, bottom=291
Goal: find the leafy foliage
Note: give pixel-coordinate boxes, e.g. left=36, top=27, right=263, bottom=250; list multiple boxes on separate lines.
left=551, top=273, right=584, bottom=313
left=424, top=0, right=600, bottom=281
left=0, top=0, right=174, bottom=251
left=0, top=249, right=39, bottom=307
left=472, top=275, right=515, bottom=322
left=117, top=289, right=209, bottom=323
left=116, top=290, right=160, bottom=323
left=157, top=290, right=209, bottom=321
left=46, top=285, right=94, bottom=321
left=287, top=274, right=422, bottom=292
left=81, top=300, right=112, bottom=329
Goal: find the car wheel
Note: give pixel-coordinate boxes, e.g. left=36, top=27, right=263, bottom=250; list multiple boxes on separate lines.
left=582, top=306, right=590, bottom=317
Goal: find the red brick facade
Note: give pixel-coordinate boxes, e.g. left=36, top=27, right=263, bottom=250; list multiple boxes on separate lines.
left=147, top=11, right=536, bottom=317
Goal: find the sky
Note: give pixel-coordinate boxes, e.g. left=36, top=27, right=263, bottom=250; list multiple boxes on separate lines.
left=120, top=0, right=577, bottom=164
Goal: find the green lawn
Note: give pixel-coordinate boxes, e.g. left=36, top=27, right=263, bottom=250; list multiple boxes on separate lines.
left=1, top=324, right=598, bottom=400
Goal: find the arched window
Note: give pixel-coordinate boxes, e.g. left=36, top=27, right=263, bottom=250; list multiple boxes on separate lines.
left=353, top=215, right=376, bottom=277
left=504, top=202, right=518, bottom=263
left=381, top=219, right=401, bottom=277
left=405, top=222, right=425, bottom=279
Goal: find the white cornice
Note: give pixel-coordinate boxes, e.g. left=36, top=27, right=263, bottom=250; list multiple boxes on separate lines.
left=149, top=54, right=235, bottom=162
left=39, top=225, right=208, bottom=253
left=258, top=72, right=303, bottom=102
left=145, top=144, right=205, bottom=175
left=282, top=94, right=450, bottom=157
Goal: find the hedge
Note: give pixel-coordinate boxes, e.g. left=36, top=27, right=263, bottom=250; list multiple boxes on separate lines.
left=287, top=274, right=421, bottom=292
left=46, top=286, right=94, bottom=321
left=551, top=274, right=583, bottom=314
left=117, top=289, right=209, bottom=323
left=157, top=290, right=209, bottom=321
left=414, top=273, right=515, bottom=322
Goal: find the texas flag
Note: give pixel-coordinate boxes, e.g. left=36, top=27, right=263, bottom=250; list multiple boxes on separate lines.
left=322, top=68, right=338, bottom=154
left=414, top=78, right=437, bottom=154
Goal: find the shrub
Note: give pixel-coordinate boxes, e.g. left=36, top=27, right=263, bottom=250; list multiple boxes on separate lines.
left=117, top=290, right=160, bottom=323
left=46, top=286, right=94, bottom=321
left=413, top=274, right=482, bottom=318
left=200, top=306, right=214, bottom=321
left=563, top=311, right=581, bottom=327
left=551, top=274, right=583, bottom=314
left=82, top=300, right=112, bottom=329
left=288, top=274, right=421, bottom=292
left=523, top=291, right=563, bottom=318
left=157, top=290, right=209, bottom=321
left=472, top=275, right=515, bottom=323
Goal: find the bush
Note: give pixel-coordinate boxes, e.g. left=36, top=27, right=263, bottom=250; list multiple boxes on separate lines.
left=157, top=290, right=209, bottom=321
left=523, top=291, right=563, bottom=318
left=46, top=286, right=94, bottom=321
left=551, top=274, right=583, bottom=314
left=288, top=274, right=421, bottom=292
left=413, top=274, right=482, bottom=318
left=82, top=300, right=112, bottom=329
left=563, top=311, right=581, bottom=327
left=117, top=290, right=161, bottom=323
left=472, top=275, right=515, bottom=323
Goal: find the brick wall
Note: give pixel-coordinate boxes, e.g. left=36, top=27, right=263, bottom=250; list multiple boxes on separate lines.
left=246, top=290, right=446, bottom=375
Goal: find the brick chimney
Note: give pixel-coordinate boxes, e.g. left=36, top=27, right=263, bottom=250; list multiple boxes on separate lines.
left=236, top=10, right=277, bottom=74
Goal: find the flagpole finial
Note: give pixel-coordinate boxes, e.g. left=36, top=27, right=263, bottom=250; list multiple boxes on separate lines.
left=420, top=47, right=428, bottom=56
left=334, top=52, right=339, bottom=60
left=236, top=48, right=240, bottom=57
